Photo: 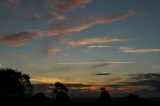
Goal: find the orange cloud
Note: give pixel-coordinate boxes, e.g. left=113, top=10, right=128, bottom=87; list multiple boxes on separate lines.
left=93, top=10, right=136, bottom=24
left=76, top=10, right=137, bottom=24
left=0, top=32, right=37, bottom=46
left=111, top=86, right=151, bottom=93
left=31, top=77, right=65, bottom=84
left=75, top=85, right=99, bottom=91
left=53, top=0, right=91, bottom=12
left=68, top=37, right=129, bottom=47
left=0, top=64, right=2, bottom=68
left=46, top=10, right=137, bottom=38
left=120, top=47, right=160, bottom=54
left=48, top=48, right=62, bottom=56
left=47, top=22, right=93, bottom=36
left=31, top=77, right=84, bottom=84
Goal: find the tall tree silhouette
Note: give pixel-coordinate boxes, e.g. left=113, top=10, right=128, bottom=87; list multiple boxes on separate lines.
left=0, top=68, right=33, bottom=97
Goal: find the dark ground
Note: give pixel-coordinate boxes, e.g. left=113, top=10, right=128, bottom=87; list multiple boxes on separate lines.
left=1, top=97, right=160, bottom=106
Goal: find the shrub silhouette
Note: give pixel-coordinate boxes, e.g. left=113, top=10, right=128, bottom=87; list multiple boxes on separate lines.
left=0, top=68, right=33, bottom=97
left=53, top=82, right=69, bottom=103
left=99, top=87, right=111, bottom=104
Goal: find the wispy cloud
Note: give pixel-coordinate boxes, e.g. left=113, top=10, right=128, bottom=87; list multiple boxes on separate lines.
left=88, top=63, right=111, bottom=69
left=21, top=13, right=43, bottom=22
left=93, top=72, right=111, bottom=76
left=0, top=64, right=2, bottom=68
left=58, top=61, right=136, bottom=65
left=47, top=22, right=93, bottom=36
left=48, top=12, right=66, bottom=21
left=48, top=48, right=62, bottom=56
left=107, top=73, right=160, bottom=94
left=93, top=10, right=137, bottom=24
left=88, top=45, right=112, bottom=48
left=53, top=65, right=75, bottom=72
left=120, top=47, right=160, bottom=54
left=68, top=37, right=129, bottom=47
left=126, top=73, right=160, bottom=92
left=77, top=10, right=137, bottom=24
left=4, top=0, right=21, bottom=10
left=47, top=0, right=91, bottom=12
left=31, top=77, right=64, bottom=84
left=0, top=31, right=43, bottom=46
left=47, top=10, right=137, bottom=36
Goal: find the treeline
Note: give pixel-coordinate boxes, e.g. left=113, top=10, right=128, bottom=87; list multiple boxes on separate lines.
left=0, top=68, right=159, bottom=106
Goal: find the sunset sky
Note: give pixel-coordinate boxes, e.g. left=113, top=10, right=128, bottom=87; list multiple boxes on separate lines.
left=0, top=0, right=160, bottom=97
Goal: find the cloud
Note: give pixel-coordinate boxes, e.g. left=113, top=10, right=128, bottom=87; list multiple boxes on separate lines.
left=66, top=83, right=95, bottom=88
left=68, top=37, right=129, bottom=47
left=129, top=73, right=160, bottom=81
left=93, top=10, right=137, bottom=24
left=88, top=63, right=111, bottom=70
left=48, top=0, right=91, bottom=12
left=47, top=22, right=93, bottom=36
left=47, top=10, right=137, bottom=36
left=88, top=45, right=112, bottom=48
left=48, top=12, right=65, bottom=21
left=33, top=82, right=98, bottom=94
left=110, top=86, right=152, bottom=93
left=120, top=47, right=160, bottom=54
left=93, top=72, right=111, bottom=76
left=0, top=31, right=43, bottom=46
left=77, top=10, right=136, bottom=24
left=4, top=0, right=20, bottom=10
left=54, top=66, right=75, bottom=72
left=0, top=64, right=2, bottom=68
left=107, top=73, right=160, bottom=96
left=58, top=61, right=135, bottom=65
left=48, top=48, right=62, bottom=56
left=21, top=13, right=43, bottom=22
left=127, top=73, right=160, bottom=91
left=31, top=77, right=65, bottom=84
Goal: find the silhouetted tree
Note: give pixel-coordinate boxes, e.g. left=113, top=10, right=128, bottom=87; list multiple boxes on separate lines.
left=99, top=87, right=111, bottom=104
left=53, top=82, right=69, bottom=103
left=0, top=68, right=33, bottom=97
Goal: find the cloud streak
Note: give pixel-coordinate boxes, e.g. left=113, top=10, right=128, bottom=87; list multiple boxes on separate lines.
left=93, top=72, right=111, bottom=76
left=120, top=47, right=160, bottom=54
left=48, top=48, right=62, bottom=56
left=0, top=31, right=43, bottom=46
left=93, top=10, right=136, bottom=24
left=88, top=63, right=111, bottom=69
left=0, top=64, right=2, bottom=68
left=77, top=10, right=137, bottom=24
left=68, top=37, right=129, bottom=47
left=49, top=0, right=91, bottom=12
left=88, top=45, right=112, bottom=48
left=4, top=0, right=20, bottom=10
left=58, top=61, right=136, bottom=65
left=48, top=22, right=93, bottom=36
left=47, top=10, right=137, bottom=36
left=21, top=13, right=43, bottom=22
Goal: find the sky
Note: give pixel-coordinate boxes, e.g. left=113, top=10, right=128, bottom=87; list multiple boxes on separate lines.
left=0, top=0, right=160, bottom=97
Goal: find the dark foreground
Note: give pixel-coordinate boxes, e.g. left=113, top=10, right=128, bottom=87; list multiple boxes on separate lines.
left=1, top=97, right=160, bottom=106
